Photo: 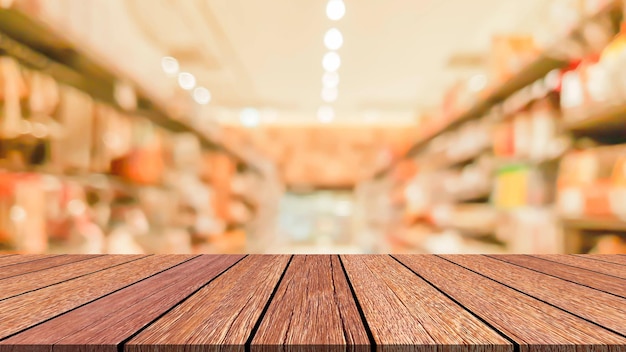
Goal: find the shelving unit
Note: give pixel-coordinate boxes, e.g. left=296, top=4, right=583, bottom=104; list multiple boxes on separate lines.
left=374, top=0, right=623, bottom=179
left=0, top=7, right=263, bottom=174
left=362, top=1, right=626, bottom=254
left=0, top=6, right=281, bottom=255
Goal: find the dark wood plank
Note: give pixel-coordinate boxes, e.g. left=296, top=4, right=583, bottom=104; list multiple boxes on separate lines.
left=490, top=255, right=626, bottom=298
left=0, top=255, right=60, bottom=268
left=394, top=255, right=626, bottom=351
left=441, top=255, right=626, bottom=336
left=530, top=254, right=626, bottom=279
left=0, top=255, right=101, bottom=280
left=125, top=255, right=291, bottom=352
left=250, top=255, right=370, bottom=351
left=0, top=254, right=146, bottom=300
left=0, top=255, right=194, bottom=339
left=340, top=255, right=512, bottom=351
left=575, top=254, right=626, bottom=266
left=0, top=255, right=245, bottom=352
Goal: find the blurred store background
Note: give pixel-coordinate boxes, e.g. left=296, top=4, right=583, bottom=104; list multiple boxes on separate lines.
left=0, top=0, right=625, bottom=255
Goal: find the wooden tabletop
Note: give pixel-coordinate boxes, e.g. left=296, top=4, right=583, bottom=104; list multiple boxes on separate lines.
left=0, top=254, right=624, bottom=352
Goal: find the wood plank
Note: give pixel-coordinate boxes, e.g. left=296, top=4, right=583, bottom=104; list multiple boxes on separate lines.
left=394, top=255, right=626, bottom=351
left=0, top=254, right=146, bottom=300
left=0, top=255, right=100, bottom=280
left=250, top=255, right=370, bottom=351
left=574, top=254, right=626, bottom=266
left=340, top=255, right=512, bottom=351
left=442, top=255, right=626, bottom=336
left=490, top=255, right=626, bottom=298
left=0, top=255, right=60, bottom=268
left=0, top=255, right=193, bottom=339
left=532, top=254, right=626, bottom=279
left=0, top=255, right=245, bottom=352
left=125, top=255, right=291, bottom=352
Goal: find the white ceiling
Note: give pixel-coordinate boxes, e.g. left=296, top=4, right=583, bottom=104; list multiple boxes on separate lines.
left=122, top=0, right=552, bottom=124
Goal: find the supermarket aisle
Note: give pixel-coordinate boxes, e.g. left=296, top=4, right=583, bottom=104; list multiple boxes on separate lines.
left=0, top=0, right=625, bottom=254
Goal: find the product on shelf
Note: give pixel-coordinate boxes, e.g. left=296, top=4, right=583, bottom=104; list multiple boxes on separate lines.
left=557, top=145, right=626, bottom=220
left=496, top=207, right=564, bottom=253
left=489, top=35, right=539, bottom=84
left=493, top=96, right=566, bottom=162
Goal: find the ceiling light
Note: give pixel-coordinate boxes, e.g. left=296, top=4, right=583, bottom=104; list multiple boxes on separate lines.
left=317, top=106, right=335, bottom=123
left=324, top=28, right=343, bottom=50
left=161, top=56, right=179, bottom=75
left=322, top=71, right=339, bottom=88
left=322, top=52, right=341, bottom=72
left=193, top=87, right=211, bottom=105
left=326, top=0, right=345, bottom=21
left=178, top=72, right=196, bottom=90
left=468, top=74, right=487, bottom=92
left=321, top=87, right=338, bottom=102
left=240, top=108, right=260, bottom=127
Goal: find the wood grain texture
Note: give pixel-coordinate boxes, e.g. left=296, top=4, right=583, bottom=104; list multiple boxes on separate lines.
left=0, top=255, right=60, bottom=268
left=0, top=255, right=193, bottom=339
left=125, top=255, right=291, bottom=352
left=0, top=254, right=145, bottom=300
left=444, top=255, right=626, bottom=336
left=394, top=254, right=626, bottom=352
left=534, top=254, right=626, bottom=279
left=251, top=255, right=370, bottom=352
left=0, top=255, right=245, bottom=352
left=491, top=254, right=626, bottom=298
left=0, top=254, right=100, bottom=280
left=340, top=255, right=512, bottom=351
left=574, top=254, right=626, bottom=266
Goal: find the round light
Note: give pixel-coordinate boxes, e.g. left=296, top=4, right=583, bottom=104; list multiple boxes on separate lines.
left=322, top=52, right=341, bottom=72
left=468, top=74, right=487, bottom=92
left=324, top=28, right=343, bottom=50
left=322, top=71, right=340, bottom=88
left=326, top=0, right=345, bottom=21
left=161, top=56, right=179, bottom=75
left=178, top=72, right=196, bottom=90
left=240, top=108, right=260, bottom=127
left=321, top=87, right=338, bottom=102
left=193, top=87, right=211, bottom=105
left=317, top=106, right=335, bottom=123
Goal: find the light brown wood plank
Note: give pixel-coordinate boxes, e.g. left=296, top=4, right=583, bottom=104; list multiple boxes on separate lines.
left=444, top=255, right=626, bottom=335
left=0, top=255, right=146, bottom=300
left=491, top=255, right=626, bottom=298
left=574, top=254, right=626, bottom=266
left=0, top=255, right=101, bottom=280
left=0, top=255, right=60, bottom=268
left=0, top=255, right=245, bottom=352
left=394, top=255, right=626, bottom=351
left=534, top=254, right=626, bottom=279
left=125, top=255, right=291, bottom=352
left=340, top=255, right=512, bottom=351
left=250, top=255, right=370, bottom=351
left=0, top=255, right=193, bottom=339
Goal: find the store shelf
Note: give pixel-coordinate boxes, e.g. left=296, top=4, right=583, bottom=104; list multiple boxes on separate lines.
left=562, top=217, right=626, bottom=232
left=374, top=1, right=622, bottom=180
left=402, top=52, right=564, bottom=159
left=563, top=103, right=626, bottom=135
left=0, top=8, right=263, bottom=175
